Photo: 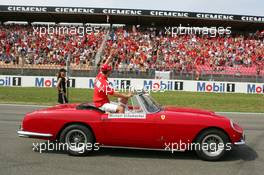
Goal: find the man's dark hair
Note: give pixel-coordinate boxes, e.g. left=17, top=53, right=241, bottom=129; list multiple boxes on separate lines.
left=57, top=68, right=66, bottom=79
left=59, top=68, right=66, bottom=72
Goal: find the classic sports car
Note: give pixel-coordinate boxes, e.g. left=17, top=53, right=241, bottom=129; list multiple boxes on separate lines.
left=17, top=93, right=245, bottom=161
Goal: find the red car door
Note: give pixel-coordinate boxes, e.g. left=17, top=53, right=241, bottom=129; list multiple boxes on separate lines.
left=155, top=111, right=195, bottom=150
left=100, top=113, right=159, bottom=148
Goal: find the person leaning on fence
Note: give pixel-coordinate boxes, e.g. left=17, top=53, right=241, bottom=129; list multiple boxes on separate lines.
left=56, top=68, right=68, bottom=104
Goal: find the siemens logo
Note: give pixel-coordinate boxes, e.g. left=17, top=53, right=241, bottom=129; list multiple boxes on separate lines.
left=197, top=82, right=235, bottom=92
left=35, top=78, right=76, bottom=87
left=247, top=84, right=264, bottom=94
left=0, top=77, right=21, bottom=86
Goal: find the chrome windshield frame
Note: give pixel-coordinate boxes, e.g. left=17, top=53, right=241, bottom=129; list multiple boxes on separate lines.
left=135, top=94, right=161, bottom=114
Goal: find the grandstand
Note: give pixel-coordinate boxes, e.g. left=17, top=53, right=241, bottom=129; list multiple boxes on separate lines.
left=0, top=5, right=263, bottom=82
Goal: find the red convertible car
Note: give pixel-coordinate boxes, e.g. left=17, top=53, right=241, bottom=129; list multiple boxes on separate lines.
left=17, top=93, right=245, bottom=161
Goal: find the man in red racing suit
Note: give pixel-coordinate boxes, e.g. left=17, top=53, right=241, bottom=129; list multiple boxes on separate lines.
left=93, top=51, right=133, bottom=113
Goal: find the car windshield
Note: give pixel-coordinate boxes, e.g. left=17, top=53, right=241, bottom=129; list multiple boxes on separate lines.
left=139, top=94, right=161, bottom=113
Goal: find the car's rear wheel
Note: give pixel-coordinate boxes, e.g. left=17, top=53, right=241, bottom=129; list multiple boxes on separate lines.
left=195, top=129, right=229, bottom=161
left=59, top=124, right=94, bottom=156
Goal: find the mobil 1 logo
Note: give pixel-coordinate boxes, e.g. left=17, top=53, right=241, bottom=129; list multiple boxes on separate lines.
left=226, top=83, right=235, bottom=92
left=13, top=77, right=22, bottom=86
left=0, top=77, right=21, bottom=86
left=174, top=81, right=184, bottom=90
left=197, top=82, right=235, bottom=92
left=120, top=80, right=131, bottom=89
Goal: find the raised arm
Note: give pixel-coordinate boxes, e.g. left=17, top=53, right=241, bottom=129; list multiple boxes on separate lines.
left=104, top=49, right=115, bottom=65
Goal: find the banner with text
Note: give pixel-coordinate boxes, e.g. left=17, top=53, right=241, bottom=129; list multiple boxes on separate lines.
left=0, top=75, right=263, bottom=94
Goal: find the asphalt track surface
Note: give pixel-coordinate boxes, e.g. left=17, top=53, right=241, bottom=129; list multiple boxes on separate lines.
left=0, top=104, right=263, bottom=175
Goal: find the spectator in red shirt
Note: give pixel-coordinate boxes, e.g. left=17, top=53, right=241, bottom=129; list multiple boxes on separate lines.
left=93, top=50, right=133, bottom=113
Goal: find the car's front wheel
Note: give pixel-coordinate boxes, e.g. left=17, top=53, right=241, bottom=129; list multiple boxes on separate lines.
left=59, top=124, right=94, bottom=156
left=195, top=129, right=230, bottom=161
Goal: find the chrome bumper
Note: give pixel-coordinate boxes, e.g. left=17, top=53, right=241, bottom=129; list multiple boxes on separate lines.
left=234, top=139, right=246, bottom=145
left=17, top=130, right=53, bottom=138
left=234, top=133, right=246, bottom=145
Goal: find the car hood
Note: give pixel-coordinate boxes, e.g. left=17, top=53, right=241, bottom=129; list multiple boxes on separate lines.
left=163, top=106, right=216, bottom=116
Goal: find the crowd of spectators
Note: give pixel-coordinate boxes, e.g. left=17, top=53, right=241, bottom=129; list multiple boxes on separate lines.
left=0, top=24, right=106, bottom=68
left=101, top=27, right=264, bottom=75
left=1, top=24, right=264, bottom=76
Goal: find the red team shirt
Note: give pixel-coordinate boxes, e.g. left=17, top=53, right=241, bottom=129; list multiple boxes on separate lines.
left=93, top=72, right=115, bottom=107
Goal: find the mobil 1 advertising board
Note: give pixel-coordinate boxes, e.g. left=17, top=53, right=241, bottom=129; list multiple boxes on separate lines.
left=0, top=75, right=263, bottom=94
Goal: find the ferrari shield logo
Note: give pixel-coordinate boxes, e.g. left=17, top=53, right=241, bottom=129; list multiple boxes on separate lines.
left=161, top=115, right=166, bottom=120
